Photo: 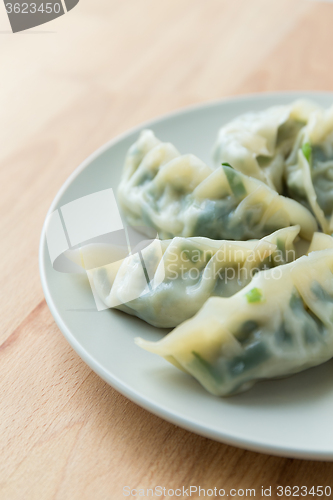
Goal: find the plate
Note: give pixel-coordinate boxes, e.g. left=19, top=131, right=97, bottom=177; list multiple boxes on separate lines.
left=40, top=92, right=333, bottom=460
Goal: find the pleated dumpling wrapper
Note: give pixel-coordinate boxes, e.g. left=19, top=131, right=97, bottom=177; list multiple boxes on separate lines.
left=118, top=130, right=317, bottom=241
left=213, top=99, right=321, bottom=193
left=286, top=105, right=333, bottom=233
left=136, top=248, right=333, bottom=396
left=89, top=226, right=300, bottom=328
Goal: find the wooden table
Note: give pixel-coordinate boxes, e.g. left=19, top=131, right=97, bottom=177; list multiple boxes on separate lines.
left=2, top=0, right=333, bottom=498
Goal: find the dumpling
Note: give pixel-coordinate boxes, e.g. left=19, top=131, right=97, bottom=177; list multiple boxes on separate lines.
left=118, top=130, right=317, bottom=241
left=136, top=248, right=333, bottom=396
left=212, top=100, right=320, bottom=193
left=286, top=105, right=333, bottom=233
left=88, top=226, right=300, bottom=328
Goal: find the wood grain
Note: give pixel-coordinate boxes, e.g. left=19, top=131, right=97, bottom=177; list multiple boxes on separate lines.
left=1, top=1, right=333, bottom=498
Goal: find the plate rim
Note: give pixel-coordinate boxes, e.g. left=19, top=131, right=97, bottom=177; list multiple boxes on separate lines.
left=39, top=91, right=333, bottom=461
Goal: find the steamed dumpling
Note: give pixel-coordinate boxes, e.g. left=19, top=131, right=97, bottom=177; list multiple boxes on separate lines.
left=118, top=130, right=317, bottom=241
left=213, top=100, right=320, bottom=193
left=136, top=248, right=333, bottom=396
left=88, top=226, right=299, bottom=328
left=286, top=105, right=333, bottom=233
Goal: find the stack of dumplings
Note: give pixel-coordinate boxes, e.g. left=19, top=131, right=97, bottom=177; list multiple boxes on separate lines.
left=79, top=99, right=333, bottom=396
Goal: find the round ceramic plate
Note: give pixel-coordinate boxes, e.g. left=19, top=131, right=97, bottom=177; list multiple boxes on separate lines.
left=40, top=92, right=333, bottom=460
